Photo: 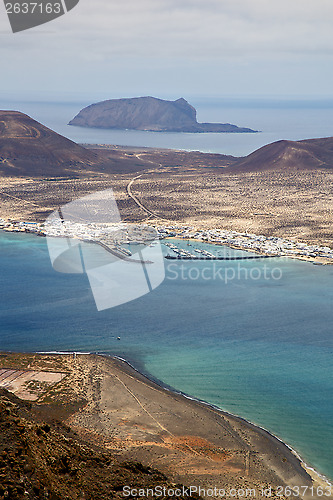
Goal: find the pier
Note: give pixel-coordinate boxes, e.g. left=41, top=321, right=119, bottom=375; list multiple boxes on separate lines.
left=165, top=255, right=278, bottom=261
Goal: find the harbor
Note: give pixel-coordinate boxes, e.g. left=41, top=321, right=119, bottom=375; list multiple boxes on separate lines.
left=165, top=254, right=277, bottom=260
left=1, top=218, right=333, bottom=264
left=164, top=241, right=276, bottom=260
left=158, top=226, right=333, bottom=263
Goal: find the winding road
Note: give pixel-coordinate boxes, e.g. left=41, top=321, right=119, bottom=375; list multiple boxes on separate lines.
left=126, top=154, right=169, bottom=220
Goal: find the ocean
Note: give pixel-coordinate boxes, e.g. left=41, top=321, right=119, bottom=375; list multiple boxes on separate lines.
left=0, top=231, right=332, bottom=483
left=0, top=96, right=333, bottom=482
left=2, top=95, right=333, bottom=156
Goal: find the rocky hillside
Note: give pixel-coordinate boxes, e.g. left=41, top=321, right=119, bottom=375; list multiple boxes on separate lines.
left=0, top=111, right=155, bottom=177
left=0, top=389, right=197, bottom=500
left=69, top=97, right=257, bottom=133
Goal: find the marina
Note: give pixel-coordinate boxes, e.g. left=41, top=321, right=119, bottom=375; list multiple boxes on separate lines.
left=158, top=226, right=333, bottom=263
left=164, top=240, right=278, bottom=260
left=164, top=254, right=277, bottom=260
left=1, top=218, right=333, bottom=264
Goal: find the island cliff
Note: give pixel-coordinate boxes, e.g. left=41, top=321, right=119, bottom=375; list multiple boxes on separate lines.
left=68, top=96, right=257, bottom=133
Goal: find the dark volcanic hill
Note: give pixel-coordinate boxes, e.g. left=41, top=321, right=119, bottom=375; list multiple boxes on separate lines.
left=0, top=111, right=159, bottom=177
left=0, top=110, right=101, bottom=176
left=69, top=96, right=257, bottom=133
left=228, top=136, right=333, bottom=172
left=3, top=109, right=333, bottom=181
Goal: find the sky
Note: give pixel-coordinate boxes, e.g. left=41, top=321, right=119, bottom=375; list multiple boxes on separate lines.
left=1, top=0, right=333, bottom=101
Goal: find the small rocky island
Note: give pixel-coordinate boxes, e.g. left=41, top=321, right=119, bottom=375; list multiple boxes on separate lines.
left=69, top=96, right=257, bottom=133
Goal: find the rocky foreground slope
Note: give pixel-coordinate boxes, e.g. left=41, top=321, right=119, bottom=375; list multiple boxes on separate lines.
left=0, top=387, right=195, bottom=500
left=0, top=353, right=321, bottom=500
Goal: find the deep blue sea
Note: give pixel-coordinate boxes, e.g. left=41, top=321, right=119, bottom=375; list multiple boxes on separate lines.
left=2, top=95, right=333, bottom=156
left=0, top=231, right=332, bottom=482
left=0, top=96, right=333, bottom=482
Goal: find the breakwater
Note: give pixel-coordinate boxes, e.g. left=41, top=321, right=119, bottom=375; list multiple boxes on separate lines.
left=165, top=254, right=277, bottom=260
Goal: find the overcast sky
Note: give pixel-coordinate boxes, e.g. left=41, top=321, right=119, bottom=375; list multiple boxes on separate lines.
left=1, top=0, right=333, bottom=100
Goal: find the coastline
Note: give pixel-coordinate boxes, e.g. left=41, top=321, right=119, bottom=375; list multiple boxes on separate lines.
left=0, top=351, right=332, bottom=498
left=1, top=220, right=333, bottom=266
left=1, top=230, right=333, bottom=493
left=159, top=229, right=333, bottom=266
left=111, top=354, right=333, bottom=491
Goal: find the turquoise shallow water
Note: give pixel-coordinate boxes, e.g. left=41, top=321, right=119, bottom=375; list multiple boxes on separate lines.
left=0, top=231, right=333, bottom=481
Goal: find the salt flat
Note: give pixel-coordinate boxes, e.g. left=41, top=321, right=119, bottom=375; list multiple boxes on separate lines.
left=0, top=367, right=67, bottom=400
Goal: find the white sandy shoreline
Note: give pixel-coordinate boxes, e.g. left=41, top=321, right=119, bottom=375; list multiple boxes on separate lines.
left=33, top=350, right=333, bottom=490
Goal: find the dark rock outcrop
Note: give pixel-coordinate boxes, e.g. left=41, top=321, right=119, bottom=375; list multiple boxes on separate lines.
left=69, top=96, right=257, bottom=133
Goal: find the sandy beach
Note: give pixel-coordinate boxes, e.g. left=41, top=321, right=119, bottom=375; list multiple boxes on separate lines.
left=0, top=352, right=331, bottom=499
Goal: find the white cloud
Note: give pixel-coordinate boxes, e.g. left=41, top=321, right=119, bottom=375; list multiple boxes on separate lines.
left=1, top=0, right=333, bottom=96
left=61, top=0, right=333, bottom=58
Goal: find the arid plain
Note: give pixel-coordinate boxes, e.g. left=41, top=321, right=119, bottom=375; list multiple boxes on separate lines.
left=1, top=112, right=333, bottom=498
left=1, top=144, right=333, bottom=249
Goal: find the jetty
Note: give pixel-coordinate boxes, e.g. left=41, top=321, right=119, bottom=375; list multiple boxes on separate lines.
left=165, top=255, right=278, bottom=261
